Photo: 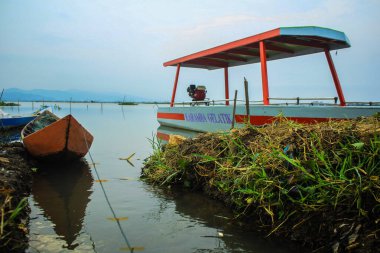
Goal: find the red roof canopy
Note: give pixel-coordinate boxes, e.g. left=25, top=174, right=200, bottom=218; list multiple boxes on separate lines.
left=164, top=26, right=350, bottom=70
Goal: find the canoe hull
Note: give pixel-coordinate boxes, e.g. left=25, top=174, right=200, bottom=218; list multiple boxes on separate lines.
left=22, top=114, right=93, bottom=161
left=0, top=116, right=36, bottom=129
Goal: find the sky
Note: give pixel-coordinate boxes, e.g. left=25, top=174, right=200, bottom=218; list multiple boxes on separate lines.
left=0, top=0, right=379, bottom=102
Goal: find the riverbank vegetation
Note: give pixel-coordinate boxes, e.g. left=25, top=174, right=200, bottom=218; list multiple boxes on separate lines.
left=0, top=101, right=19, bottom=106
left=142, top=115, right=380, bottom=252
left=118, top=102, right=138, bottom=105
left=0, top=143, right=33, bottom=252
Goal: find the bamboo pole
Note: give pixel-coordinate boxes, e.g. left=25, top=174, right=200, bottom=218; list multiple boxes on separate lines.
left=231, top=90, right=238, bottom=129
left=244, top=78, right=250, bottom=121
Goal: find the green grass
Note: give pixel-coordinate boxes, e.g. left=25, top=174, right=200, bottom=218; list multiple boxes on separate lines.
left=142, top=116, right=380, bottom=234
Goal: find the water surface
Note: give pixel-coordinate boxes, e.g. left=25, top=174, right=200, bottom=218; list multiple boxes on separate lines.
left=2, top=103, right=307, bottom=253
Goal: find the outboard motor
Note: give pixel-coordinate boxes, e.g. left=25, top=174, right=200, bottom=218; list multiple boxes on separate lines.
left=187, top=84, right=207, bottom=101
left=187, top=84, right=196, bottom=98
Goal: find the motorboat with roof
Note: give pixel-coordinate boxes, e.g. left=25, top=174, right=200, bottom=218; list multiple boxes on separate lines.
left=156, top=26, right=380, bottom=141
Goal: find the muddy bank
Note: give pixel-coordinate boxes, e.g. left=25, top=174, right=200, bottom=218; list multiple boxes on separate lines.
left=0, top=142, right=33, bottom=252
left=142, top=116, right=380, bottom=252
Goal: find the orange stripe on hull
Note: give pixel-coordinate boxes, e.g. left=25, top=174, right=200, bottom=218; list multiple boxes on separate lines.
left=157, top=112, right=185, bottom=120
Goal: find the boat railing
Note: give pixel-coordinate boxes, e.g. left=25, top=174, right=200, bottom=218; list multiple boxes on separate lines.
left=268, top=97, right=338, bottom=105
left=173, top=97, right=338, bottom=107
left=345, top=101, right=380, bottom=106
left=172, top=97, right=380, bottom=107
left=174, top=99, right=247, bottom=107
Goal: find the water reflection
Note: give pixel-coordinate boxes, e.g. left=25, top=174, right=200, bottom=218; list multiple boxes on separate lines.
left=144, top=186, right=309, bottom=253
left=156, top=125, right=201, bottom=142
left=31, top=160, right=93, bottom=250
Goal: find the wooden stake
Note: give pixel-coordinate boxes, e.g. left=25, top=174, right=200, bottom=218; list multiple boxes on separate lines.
left=231, top=90, right=238, bottom=129
left=244, top=78, right=250, bottom=121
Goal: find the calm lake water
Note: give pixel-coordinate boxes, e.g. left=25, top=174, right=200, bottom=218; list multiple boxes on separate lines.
left=2, top=103, right=307, bottom=253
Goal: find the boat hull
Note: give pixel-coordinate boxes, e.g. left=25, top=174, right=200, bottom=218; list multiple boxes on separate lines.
left=157, top=104, right=380, bottom=133
left=22, top=114, right=93, bottom=161
left=0, top=116, right=36, bottom=129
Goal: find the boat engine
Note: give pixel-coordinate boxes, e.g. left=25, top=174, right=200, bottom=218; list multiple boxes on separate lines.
left=187, top=84, right=207, bottom=101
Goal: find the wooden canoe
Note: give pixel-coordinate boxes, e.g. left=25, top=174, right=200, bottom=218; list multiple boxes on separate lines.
left=21, top=111, right=94, bottom=161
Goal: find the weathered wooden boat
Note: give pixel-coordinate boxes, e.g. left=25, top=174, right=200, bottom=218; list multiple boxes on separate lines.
left=157, top=26, right=380, bottom=139
left=0, top=109, right=36, bottom=129
left=21, top=111, right=93, bottom=161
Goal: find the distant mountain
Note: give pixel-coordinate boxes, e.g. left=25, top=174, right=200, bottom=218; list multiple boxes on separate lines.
left=1, top=88, right=147, bottom=102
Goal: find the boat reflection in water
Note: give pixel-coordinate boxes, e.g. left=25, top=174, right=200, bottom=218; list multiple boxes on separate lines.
left=31, top=159, right=93, bottom=250
left=156, top=125, right=200, bottom=143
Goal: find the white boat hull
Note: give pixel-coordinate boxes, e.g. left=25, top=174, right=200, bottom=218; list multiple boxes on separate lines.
left=157, top=104, right=380, bottom=133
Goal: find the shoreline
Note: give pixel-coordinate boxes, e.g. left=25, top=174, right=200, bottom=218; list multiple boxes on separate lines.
left=0, top=143, right=33, bottom=252
left=142, top=116, right=380, bottom=252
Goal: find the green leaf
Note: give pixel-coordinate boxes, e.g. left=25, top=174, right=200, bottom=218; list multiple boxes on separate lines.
left=352, top=142, right=364, bottom=149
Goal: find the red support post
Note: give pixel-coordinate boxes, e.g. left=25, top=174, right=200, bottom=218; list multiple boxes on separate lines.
left=324, top=49, right=346, bottom=106
left=224, top=67, right=230, bottom=105
left=259, top=41, right=270, bottom=105
left=170, top=64, right=181, bottom=107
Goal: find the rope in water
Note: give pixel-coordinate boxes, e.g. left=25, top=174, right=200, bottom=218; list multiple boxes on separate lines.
left=81, top=124, right=133, bottom=252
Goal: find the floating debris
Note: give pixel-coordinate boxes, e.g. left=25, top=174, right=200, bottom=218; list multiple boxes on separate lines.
left=119, top=246, right=145, bottom=251
left=107, top=217, right=129, bottom=221
left=118, top=177, right=138, bottom=181
left=95, top=179, right=109, bottom=183
left=119, top=153, right=136, bottom=161
left=119, top=153, right=136, bottom=167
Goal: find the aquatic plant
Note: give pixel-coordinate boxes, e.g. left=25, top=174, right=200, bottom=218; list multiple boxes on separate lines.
left=142, top=116, right=380, bottom=251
